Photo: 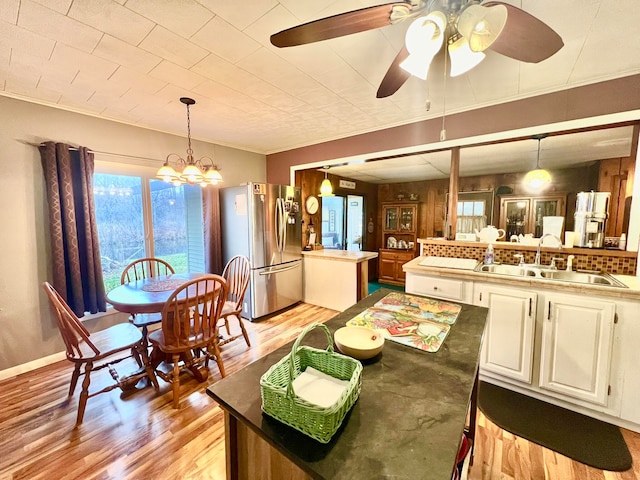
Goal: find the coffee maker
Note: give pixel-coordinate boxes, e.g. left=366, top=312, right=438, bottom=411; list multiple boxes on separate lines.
left=573, top=191, right=610, bottom=248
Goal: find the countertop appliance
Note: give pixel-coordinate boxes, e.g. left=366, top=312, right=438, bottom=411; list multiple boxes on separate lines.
left=220, top=183, right=302, bottom=321
left=574, top=191, right=610, bottom=248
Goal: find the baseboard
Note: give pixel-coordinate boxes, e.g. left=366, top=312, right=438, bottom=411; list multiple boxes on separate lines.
left=0, top=351, right=66, bottom=382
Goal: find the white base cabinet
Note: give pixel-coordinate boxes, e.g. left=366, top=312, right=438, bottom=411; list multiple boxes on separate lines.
left=539, top=294, right=615, bottom=406
left=476, top=284, right=537, bottom=384
left=473, top=283, right=617, bottom=409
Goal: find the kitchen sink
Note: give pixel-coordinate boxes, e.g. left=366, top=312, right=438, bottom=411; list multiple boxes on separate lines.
left=476, top=264, right=536, bottom=277
left=537, top=270, right=627, bottom=287
left=475, top=263, right=627, bottom=288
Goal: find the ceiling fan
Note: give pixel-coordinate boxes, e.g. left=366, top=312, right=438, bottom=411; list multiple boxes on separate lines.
left=270, top=0, right=563, bottom=98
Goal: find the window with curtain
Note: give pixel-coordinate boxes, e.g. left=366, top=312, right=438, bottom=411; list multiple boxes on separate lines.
left=93, top=172, right=205, bottom=293
left=456, top=200, right=487, bottom=233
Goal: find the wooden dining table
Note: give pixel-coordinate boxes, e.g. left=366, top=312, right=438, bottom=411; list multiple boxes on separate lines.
left=106, top=272, right=214, bottom=382
left=106, top=272, right=210, bottom=315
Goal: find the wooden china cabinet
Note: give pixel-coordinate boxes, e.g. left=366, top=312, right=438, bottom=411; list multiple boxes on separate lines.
left=499, top=194, right=566, bottom=238
left=378, top=202, right=418, bottom=286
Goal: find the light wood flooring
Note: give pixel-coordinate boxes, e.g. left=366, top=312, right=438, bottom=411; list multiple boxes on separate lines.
left=1, top=302, right=639, bottom=480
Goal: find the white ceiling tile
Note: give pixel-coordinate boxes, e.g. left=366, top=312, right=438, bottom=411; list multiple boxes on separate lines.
left=6, top=78, right=61, bottom=103
left=107, top=66, right=167, bottom=95
left=19, top=0, right=101, bottom=53
left=50, top=43, right=119, bottom=80
left=191, top=16, right=261, bottom=64
left=149, top=61, right=207, bottom=91
left=139, top=26, right=208, bottom=69
left=31, top=0, right=72, bottom=14
left=1, top=0, right=19, bottom=23
left=198, top=0, right=278, bottom=31
left=93, top=35, right=162, bottom=73
left=125, top=0, right=214, bottom=38
left=68, top=0, right=154, bottom=46
left=11, top=49, right=77, bottom=83
left=0, top=20, right=55, bottom=60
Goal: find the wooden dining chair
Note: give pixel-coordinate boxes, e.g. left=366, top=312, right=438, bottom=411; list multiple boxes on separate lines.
left=148, top=274, right=228, bottom=408
left=42, top=282, right=159, bottom=426
left=120, top=257, right=175, bottom=350
left=219, top=255, right=251, bottom=348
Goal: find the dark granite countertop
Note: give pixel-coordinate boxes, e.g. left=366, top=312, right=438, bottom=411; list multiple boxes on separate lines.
left=207, top=289, right=488, bottom=480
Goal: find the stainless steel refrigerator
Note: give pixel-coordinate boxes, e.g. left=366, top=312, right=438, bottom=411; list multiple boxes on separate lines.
left=220, top=183, right=302, bottom=321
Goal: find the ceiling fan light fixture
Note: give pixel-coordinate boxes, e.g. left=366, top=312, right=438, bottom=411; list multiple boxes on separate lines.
left=457, top=4, right=507, bottom=53
left=448, top=34, right=486, bottom=77
left=400, top=11, right=446, bottom=80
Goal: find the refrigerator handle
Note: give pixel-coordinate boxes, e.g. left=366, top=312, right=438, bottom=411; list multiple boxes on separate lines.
left=258, top=262, right=301, bottom=275
left=274, top=197, right=282, bottom=252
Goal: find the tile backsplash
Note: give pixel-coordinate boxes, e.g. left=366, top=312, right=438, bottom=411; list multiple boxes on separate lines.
left=420, top=242, right=637, bottom=276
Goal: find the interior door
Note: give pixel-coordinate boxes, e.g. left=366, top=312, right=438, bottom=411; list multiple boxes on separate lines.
left=321, top=194, right=364, bottom=250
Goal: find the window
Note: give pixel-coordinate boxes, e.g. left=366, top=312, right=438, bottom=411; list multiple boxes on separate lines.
left=93, top=172, right=205, bottom=293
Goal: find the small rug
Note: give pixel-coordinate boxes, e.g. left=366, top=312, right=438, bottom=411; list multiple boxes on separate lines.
left=478, top=381, right=632, bottom=471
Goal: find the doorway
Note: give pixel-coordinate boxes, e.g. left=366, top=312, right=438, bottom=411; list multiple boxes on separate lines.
left=321, top=194, right=364, bottom=250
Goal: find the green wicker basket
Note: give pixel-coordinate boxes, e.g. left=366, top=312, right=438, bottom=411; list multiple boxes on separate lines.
left=260, top=323, right=363, bottom=443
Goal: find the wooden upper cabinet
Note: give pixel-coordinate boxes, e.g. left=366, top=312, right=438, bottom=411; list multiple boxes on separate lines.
left=381, top=202, right=418, bottom=251
left=499, top=194, right=566, bottom=238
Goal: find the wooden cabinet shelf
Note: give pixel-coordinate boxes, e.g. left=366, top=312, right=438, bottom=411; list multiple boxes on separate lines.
left=379, top=202, right=418, bottom=285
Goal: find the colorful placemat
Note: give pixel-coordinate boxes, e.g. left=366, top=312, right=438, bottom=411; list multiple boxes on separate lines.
left=141, top=278, right=186, bottom=292
left=346, top=292, right=462, bottom=353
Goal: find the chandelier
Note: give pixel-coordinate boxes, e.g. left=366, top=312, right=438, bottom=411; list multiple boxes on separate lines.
left=156, top=97, right=223, bottom=187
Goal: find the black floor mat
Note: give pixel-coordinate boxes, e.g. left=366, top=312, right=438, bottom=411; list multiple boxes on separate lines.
left=478, top=381, right=632, bottom=471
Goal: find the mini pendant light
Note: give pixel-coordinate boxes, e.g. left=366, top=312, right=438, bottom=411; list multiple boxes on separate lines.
left=523, top=135, right=552, bottom=190
left=319, top=167, right=334, bottom=197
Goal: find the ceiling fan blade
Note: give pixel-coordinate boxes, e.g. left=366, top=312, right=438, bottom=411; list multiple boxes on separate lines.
left=376, top=46, right=411, bottom=98
left=271, top=2, right=412, bottom=48
left=483, top=2, right=564, bottom=63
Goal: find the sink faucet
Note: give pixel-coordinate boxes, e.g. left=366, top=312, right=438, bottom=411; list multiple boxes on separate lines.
left=566, top=254, right=575, bottom=271
left=535, top=234, right=563, bottom=266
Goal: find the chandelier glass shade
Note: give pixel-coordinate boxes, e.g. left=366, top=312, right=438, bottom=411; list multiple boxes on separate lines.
left=523, top=135, right=552, bottom=190
left=156, top=97, right=223, bottom=187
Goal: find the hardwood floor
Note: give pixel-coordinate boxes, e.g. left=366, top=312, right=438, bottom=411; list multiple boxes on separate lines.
left=1, top=302, right=639, bottom=480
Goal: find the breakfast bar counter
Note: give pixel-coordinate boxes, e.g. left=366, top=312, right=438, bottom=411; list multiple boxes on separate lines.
left=206, top=288, right=488, bottom=480
left=302, top=249, right=379, bottom=311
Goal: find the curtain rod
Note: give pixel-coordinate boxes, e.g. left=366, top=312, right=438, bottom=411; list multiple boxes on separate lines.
left=28, top=141, right=161, bottom=163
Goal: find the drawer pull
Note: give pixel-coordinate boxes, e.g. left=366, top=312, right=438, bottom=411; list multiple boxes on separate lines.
left=529, top=298, right=532, bottom=317
left=433, top=286, right=438, bottom=290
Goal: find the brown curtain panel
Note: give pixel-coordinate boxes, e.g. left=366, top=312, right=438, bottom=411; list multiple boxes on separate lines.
left=203, top=186, right=223, bottom=274
left=39, top=142, right=106, bottom=316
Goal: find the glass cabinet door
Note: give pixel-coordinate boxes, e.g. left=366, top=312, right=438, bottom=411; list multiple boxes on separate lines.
left=503, top=199, right=530, bottom=237
left=399, top=207, right=415, bottom=231
left=531, top=198, right=562, bottom=237
left=385, top=207, right=398, bottom=231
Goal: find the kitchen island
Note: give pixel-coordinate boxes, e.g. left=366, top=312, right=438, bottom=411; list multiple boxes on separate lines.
left=302, top=249, right=378, bottom=311
left=206, top=288, right=488, bottom=480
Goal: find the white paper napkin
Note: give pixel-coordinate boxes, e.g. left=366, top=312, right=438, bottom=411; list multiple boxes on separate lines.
left=291, top=366, right=349, bottom=408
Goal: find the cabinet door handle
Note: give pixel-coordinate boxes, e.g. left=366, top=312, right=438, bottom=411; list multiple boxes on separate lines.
left=547, top=301, right=551, bottom=320
left=433, top=286, right=438, bottom=291
left=479, top=292, right=482, bottom=302
left=529, top=298, right=532, bottom=317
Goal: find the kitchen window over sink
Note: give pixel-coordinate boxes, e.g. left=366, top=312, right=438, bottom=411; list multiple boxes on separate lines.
left=93, top=171, right=205, bottom=294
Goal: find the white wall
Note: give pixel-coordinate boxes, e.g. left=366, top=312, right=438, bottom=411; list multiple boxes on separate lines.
left=0, top=96, right=266, bottom=373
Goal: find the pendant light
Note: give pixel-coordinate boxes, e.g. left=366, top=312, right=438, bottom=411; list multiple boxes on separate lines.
left=523, top=135, right=552, bottom=190
left=156, top=97, right=223, bottom=187
left=319, top=167, right=334, bottom=197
